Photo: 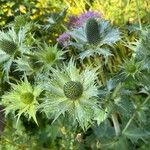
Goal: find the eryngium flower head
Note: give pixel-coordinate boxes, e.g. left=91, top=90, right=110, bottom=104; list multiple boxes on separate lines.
left=120, top=58, right=142, bottom=79
left=86, top=18, right=101, bottom=45
left=0, top=27, right=27, bottom=56
left=41, top=59, right=99, bottom=129
left=38, top=44, right=65, bottom=66
left=16, top=44, right=65, bottom=75
left=0, top=79, right=42, bottom=126
left=0, top=39, right=17, bottom=55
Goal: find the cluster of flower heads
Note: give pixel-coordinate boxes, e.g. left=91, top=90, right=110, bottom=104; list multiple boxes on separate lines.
left=57, top=11, right=102, bottom=46
left=1, top=59, right=102, bottom=129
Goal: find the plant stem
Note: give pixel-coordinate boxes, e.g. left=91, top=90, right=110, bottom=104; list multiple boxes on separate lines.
left=112, top=83, right=122, bottom=99
left=122, top=113, right=135, bottom=133
left=135, top=0, right=142, bottom=30
left=112, top=113, right=121, bottom=136
left=122, top=94, right=150, bottom=133
left=142, top=94, right=150, bottom=106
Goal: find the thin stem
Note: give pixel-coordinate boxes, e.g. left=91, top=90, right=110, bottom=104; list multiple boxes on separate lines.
left=142, top=94, right=150, bottom=106
left=122, top=113, right=136, bottom=133
left=135, top=0, right=142, bottom=30
left=112, top=113, right=121, bottom=136
left=112, top=83, right=122, bottom=99
left=23, top=52, right=34, bottom=57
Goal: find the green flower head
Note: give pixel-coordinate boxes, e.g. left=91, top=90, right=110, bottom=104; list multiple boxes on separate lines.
left=15, top=44, right=65, bottom=75
left=120, top=58, right=142, bottom=79
left=41, top=59, right=100, bottom=129
left=37, top=44, right=65, bottom=67
left=0, top=27, right=28, bottom=78
left=0, top=27, right=27, bottom=56
left=1, top=78, right=42, bottom=126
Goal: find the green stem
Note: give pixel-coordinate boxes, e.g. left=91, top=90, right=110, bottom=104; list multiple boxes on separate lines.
left=23, top=52, right=35, bottom=57
left=142, top=94, right=150, bottom=106
left=135, top=0, right=142, bottom=30
left=122, top=113, right=135, bottom=133
left=112, top=83, right=122, bottom=99
left=122, top=94, right=150, bottom=133
left=111, top=83, right=122, bottom=136
left=112, top=113, right=121, bottom=136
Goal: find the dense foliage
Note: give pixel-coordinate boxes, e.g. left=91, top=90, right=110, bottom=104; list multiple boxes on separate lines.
left=1, top=0, right=150, bottom=150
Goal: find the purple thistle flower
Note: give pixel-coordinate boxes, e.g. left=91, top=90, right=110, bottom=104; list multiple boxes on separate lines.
left=67, top=11, right=102, bottom=29
left=67, top=15, right=79, bottom=29
left=77, top=11, right=101, bottom=26
left=57, top=32, right=71, bottom=46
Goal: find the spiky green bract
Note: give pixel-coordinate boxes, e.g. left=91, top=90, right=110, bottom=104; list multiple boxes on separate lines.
left=133, top=29, right=150, bottom=71
left=69, top=19, right=121, bottom=59
left=41, top=59, right=101, bottom=130
left=135, top=30, right=150, bottom=57
left=0, top=78, right=42, bottom=126
left=15, top=44, right=65, bottom=75
left=86, top=18, right=101, bottom=45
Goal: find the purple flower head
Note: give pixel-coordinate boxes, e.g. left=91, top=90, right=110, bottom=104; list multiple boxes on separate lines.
left=77, top=11, right=101, bottom=26
left=67, top=15, right=79, bottom=29
left=57, top=32, right=71, bottom=46
left=67, top=11, right=102, bottom=29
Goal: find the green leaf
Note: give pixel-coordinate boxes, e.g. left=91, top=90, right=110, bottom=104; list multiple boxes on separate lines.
left=102, top=136, right=129, bottom=150
left=94, top=109, right=108, bottom=125
left=123, top=128, right=150, bottom=143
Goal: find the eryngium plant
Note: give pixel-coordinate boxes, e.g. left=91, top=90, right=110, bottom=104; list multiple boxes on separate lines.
left=68, top=18, right=120, bottom=59
left=1, top=9, right=150, bottom=150
left=40, top=59, right=103, bottom=129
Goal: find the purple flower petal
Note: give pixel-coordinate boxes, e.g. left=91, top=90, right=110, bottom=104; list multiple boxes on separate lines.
left=57, top=32, right=71, bottom=46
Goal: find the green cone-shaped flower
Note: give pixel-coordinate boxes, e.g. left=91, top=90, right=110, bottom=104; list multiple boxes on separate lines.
left=86, top=18, right=101, bottom=45
left=0, top=39, right=17, bottom=55
left=41, top=59, right=100, bottom=129
left=0, top=78, right=42, bottom=126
